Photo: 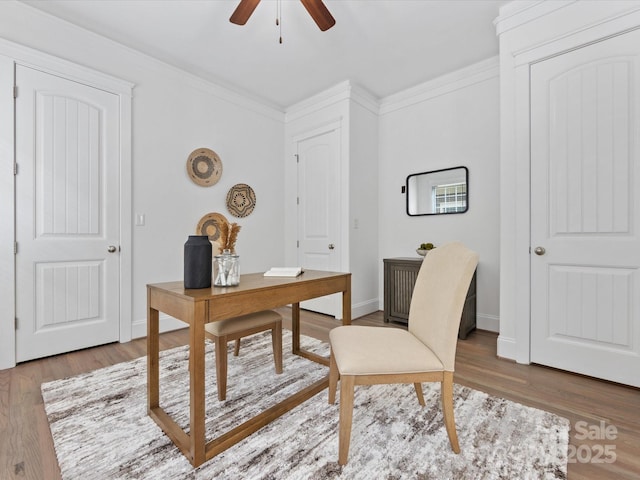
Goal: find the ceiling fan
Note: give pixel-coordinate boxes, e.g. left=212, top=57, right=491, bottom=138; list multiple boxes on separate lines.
left=230, top=0, right=336, bottom=31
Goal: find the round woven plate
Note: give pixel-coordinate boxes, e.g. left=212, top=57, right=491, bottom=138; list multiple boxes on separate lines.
left=226, top=183, right=256, bottom=218
left=186, top=148, right=223, bottom=187
left=196, top=212, right=228, bottom=242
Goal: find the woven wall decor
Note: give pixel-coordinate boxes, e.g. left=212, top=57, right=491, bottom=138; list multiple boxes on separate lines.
left=186, top=148, right=223, bottom=187
left=196, top=212, right=228, bottom=242
left=226, top=183, right=256, bottom=218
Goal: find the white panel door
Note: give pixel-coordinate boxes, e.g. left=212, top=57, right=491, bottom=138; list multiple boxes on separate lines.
left=297, top=129, right=341, bottom=317
left=530, top=29, right=640, bottom=387
left=15, top=65, right=120, bottom=362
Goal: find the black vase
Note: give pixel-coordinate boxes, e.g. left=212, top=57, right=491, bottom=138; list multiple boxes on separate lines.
left=184, top=235, right=212, bottom=289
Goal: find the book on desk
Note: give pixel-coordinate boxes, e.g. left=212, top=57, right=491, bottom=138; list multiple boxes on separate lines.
left=264, top=267, right=304, bottom=277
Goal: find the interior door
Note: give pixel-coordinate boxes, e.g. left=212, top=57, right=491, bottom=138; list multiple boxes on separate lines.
left=15, top=65, right=121, bottom=362
left=530, top=29, right=640, bottom=387
left=297, top=128, right=341, bottom=317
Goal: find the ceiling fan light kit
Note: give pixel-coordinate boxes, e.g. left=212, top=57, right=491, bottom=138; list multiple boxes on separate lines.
left=230, top=0, right=335, bottom=33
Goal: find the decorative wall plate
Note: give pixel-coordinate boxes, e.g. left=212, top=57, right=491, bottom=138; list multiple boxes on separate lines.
left=226, top=183, right=256, bottom=218
left=196, top=212, right=228, bottom=243
left=186, top=148, right=223, bottom=187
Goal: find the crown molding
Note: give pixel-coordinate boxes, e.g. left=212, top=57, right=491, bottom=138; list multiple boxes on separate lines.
left=378, top=56, right=499, bottom=116
left=493, top=0, right=576, bottom=36
left=285, top=80, right=379, bottom=123
left=7, top=1, right=285, bottom=122
left=0, top=36, right=134, bottom=95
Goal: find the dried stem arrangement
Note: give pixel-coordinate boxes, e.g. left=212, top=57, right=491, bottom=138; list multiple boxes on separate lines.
left=218, top=221, right=241, bottom=254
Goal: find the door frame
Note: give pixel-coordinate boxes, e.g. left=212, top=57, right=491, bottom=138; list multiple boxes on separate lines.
left=500, top=14, right=640, bottom=365
left=0, top=38, right=133, bottom=370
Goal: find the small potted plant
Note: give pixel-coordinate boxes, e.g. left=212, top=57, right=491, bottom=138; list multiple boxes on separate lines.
left=416, top=242, right=435, bottom=256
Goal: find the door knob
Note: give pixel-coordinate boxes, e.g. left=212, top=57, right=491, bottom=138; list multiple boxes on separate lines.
left=534, top=246, right=545, bottom=256
left=328, top=244, right=335, bottom=250
left=107, top=245, right=118, bottom=253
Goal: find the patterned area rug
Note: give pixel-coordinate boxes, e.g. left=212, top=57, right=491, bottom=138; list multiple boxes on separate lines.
left=42, top=332, right=569, bottom=479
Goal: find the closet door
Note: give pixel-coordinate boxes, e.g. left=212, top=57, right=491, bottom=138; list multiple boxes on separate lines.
left=15, top=65, right=121, bottom=362
left=530, top=29, right=640, bottom=387
left=296, top=128, right=342, bottom=318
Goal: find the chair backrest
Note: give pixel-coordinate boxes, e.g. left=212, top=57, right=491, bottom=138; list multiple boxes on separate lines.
left=408, top=242, right=479, bottom=371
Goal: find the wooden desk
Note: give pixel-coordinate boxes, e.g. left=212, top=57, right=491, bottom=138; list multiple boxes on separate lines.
left=147, top=270, right=351, bottom=467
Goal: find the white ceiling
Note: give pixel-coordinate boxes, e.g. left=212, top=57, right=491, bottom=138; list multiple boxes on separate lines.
left=20, top=0, right=506, bottom=109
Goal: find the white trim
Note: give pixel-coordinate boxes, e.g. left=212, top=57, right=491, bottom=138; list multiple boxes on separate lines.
left=513, top=62, right=532, bottom=365
left=348, top=83, right=380, bottom=116
left=477, top=313, right=500, bottom=333
left=285, top=81, right=378, bottom=122
left=497, top=334, right=517, bottom=360
left=131, top=314, right=185, bottom=340
left=513, top=11, right=640, bottom=66
left=118, top=91, right=133, bottom=343
left=286, top=81, right=353, bottom=122
left=379, top=56, right=500, bottom=115
left=494, top=1, right=576, bottom=36
left=351, top=299, right=379, bottom=320
left=0, top=39, right=133, bottom=369
left=0, top=55, right=16, bottom=370
left=290, top=118, right=343, bottom=144
left=171, top=64, right=285, bottom=123
left=0, top=37, right=133, bottom=94
left=4, top=2, right=285, bottom=121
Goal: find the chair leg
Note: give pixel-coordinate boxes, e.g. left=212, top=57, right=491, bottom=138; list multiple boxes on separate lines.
left=338, top=375, right=355, bottom=466
left=233, top=338, right=241, bottom=356
left=413, top=382, right=425, bottom=406
left=272, top=322, right=283, bottom=374
left=441, top=371, right=460, bottom=453
left=215, top=336, right=228, bottom=401
left=328, top=349, right=338, bottom=404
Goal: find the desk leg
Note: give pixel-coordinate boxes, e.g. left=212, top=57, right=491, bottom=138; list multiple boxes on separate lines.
left=147, top=291, right=159, bottom=410
left=342, top=282, right=351, bottom=326
left=189, top=301, right=207, bottom=466
left=291, top=302, right=300, bottom=354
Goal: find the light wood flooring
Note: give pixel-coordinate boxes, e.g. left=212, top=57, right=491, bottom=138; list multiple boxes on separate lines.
left=1, top=309, right=638, bottom=480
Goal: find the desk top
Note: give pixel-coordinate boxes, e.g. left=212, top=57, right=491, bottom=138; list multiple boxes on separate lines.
left=148, top=270, right=351, bottom=322
left=148, top=270, right=350, bottom=302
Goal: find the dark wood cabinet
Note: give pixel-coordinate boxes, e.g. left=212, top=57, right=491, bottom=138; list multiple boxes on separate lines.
left=383, top=257, right=476, bottom=339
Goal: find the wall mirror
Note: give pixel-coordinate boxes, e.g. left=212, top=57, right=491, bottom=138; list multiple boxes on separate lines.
left=406, top=166, right=468, bottom=216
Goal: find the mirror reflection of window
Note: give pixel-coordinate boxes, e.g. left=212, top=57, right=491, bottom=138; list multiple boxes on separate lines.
left=433, top=182, right=467, bottom=213
left=406, top=166, right=468, bottom=216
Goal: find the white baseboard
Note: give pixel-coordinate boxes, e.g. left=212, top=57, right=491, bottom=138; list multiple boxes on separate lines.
left=477, top=313, right=499, bottom=333
left=352, top=299, right=379, bottom=320
left=129, top=305, right=496, bottom=340
left=131, top=314, right=186, bottom=340
left=497, top=334, right=517, bottom=360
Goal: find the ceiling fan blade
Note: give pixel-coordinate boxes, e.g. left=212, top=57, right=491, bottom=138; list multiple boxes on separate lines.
left=299, top=0, right=336, bottom=31
left=230, top=0, right=261, bottom=25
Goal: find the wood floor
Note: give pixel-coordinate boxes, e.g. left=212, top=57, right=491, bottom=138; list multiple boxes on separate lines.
left=1, top=309, right=639, bottom=480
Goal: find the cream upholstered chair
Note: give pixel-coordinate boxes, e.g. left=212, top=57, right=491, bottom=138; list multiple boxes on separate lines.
left=328, top=242, right=478, bottom=465
left=205, top=310, right=283, bottom=401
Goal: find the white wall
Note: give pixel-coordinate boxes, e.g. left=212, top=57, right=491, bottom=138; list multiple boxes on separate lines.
left=349, top=97, right=380, bottom=318
left=0, top=2, right=504, bottom=371
left=0, top=2, right=286, bottom=349
left=378, top=58, right=501, bottom=331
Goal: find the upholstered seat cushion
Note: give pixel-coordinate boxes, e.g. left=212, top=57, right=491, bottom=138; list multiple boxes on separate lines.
left=205, top=310, right=282, bottom=337
left=329, top=325, right=444, bottom=375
